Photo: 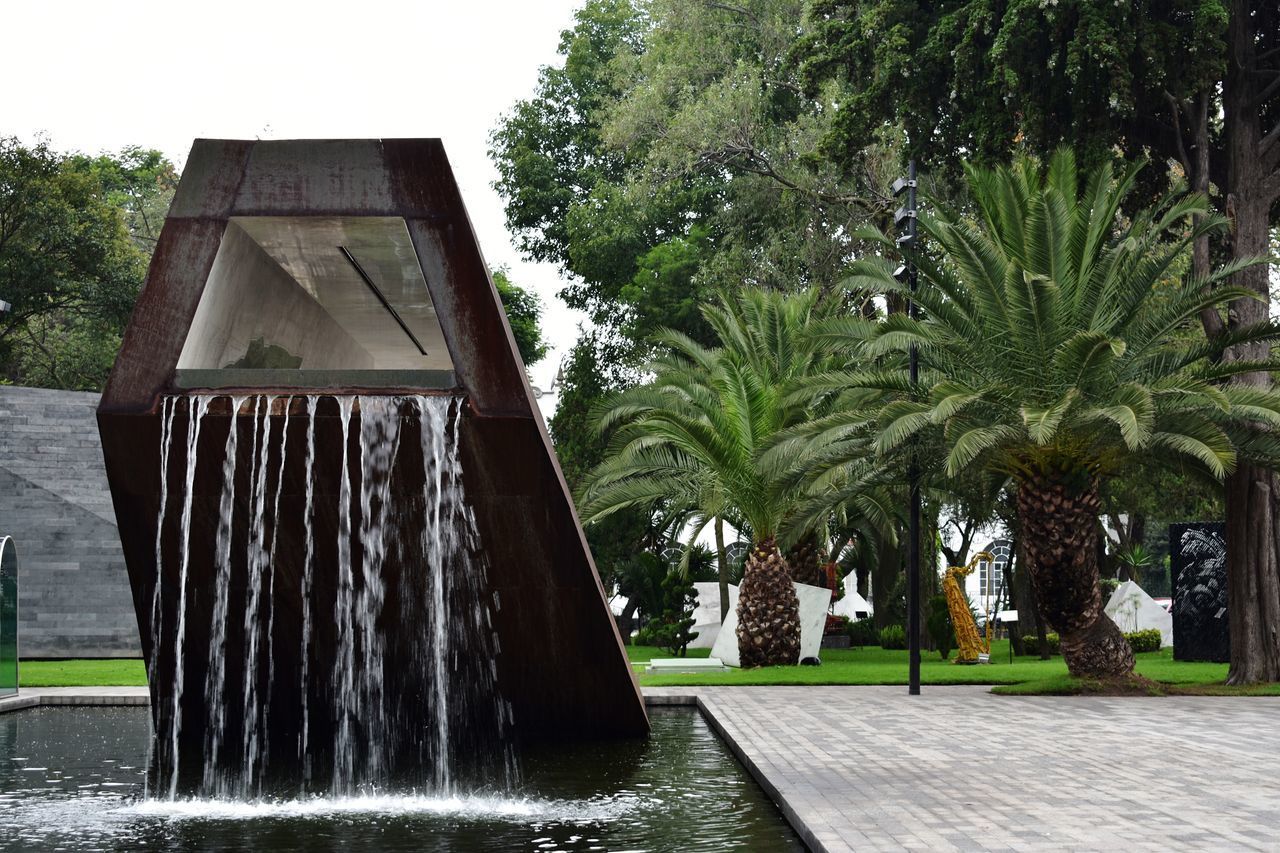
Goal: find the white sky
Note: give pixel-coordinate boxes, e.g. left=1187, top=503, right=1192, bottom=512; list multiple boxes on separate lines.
left=0, top=0, right=588, bottom=412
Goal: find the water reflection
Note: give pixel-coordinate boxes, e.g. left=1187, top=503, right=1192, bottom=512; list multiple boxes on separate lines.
left=0, top=707, right=800, bottom=852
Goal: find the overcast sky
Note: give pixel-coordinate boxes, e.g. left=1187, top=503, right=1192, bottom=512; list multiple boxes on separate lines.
left=0, top=0, right=588, bottom=411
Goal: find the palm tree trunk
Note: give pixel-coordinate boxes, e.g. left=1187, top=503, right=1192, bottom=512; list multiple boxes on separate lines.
left=714, top=517, right=730, bottom=622
left=736, top=536, right=800, bottom=667
left=784, top=532, right=820, bottom=586
left=1017, top=475, right=1135, bottom=678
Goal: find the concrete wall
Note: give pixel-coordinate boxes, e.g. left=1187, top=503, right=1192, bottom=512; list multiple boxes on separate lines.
left=177, top=221, right=374, bottom=371
left=0, top=386, right=139, bottom=657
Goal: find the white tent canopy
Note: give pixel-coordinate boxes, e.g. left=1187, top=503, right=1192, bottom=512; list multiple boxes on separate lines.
left=1104, top=580, right=1173, bottom=648
left=832, top=589, right=873, bottom=621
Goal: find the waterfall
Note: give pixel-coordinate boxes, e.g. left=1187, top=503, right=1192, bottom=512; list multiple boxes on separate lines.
left=150, top=392, right=511, bottom=801
left=331, top=396, right=357, bottom=791
left=299, top=395, right=317, bottom=789
left=262, top=398, right=291, bottom=785
left=202, top=395, right=245, bottom=795
left=167, top=394, right=211, bottom=800
left=146, top=397, right=177, bottom=799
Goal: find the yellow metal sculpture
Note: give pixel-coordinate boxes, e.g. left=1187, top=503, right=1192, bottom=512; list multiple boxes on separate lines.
left=943, top=552, right=993, bottom=664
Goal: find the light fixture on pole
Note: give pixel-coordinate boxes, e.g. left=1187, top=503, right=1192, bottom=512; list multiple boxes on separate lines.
left=893, top=160, right=921, bottom=697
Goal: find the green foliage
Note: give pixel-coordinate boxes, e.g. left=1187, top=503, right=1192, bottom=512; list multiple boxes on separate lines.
left=1125, top=629, right=1163, bottom=654
left=825, top=151, right=1280, bottom=489
left=649, top=570, right=699, bottom=657
left=491, top=268, right=548, bottom=366
left=797, top=0, right=1230, bottom=184
left=926, top=594, right=955, bottom=660
left=490, top=0, right=896, bottom=355
left=846, top=618, right=879, bottom=647
left=1099, top=578, right=1120, bottom=599
left=878, top=624, right=907, bottom=650
left=1021, top=633, right=1062, bottom=656
left=12, top=314, right=121, bottom=392
left=547, top=331, right=661, bottom=609
left=580, top=288, right=842, bottom=543
left=0, top=138, right=176, bottom=391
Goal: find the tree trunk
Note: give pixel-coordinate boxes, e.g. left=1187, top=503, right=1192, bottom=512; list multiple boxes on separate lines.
left=855, top=564, right=870, bottom=600
left=1017, top=474, right=1135, bottom=677
left=1005, top=542, right=1025, bottom=657
left=1222, top=1, right=1280, bottom=683
left=784, top=531, right=821, bottom=586
left=1224, top=465, right=1280, bottom=683
left=616, top=599, right=638, bottom=642
left=714, top=516, right=730, bottom=622
left=1014, top=538, right=1051, bottom=659
left=736, top=536, right=801, bottom=667
left=873, top=535, right=901, bottom=629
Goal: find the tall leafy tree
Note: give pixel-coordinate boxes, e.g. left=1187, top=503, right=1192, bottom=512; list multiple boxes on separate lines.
left=0, top=138, right=171, bottom=391
left=491, top=268, right=548, bottom=367
left=548, top=331, right=663, bottom=635
left=821, top=152, right=1280, bottom=677
left=799, top=0, right=1280, bottom=683
left=580, top=289, right=839, bottom=666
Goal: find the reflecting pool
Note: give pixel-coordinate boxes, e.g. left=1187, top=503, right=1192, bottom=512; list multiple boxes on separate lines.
left=0, top=707, right=801, bottom=852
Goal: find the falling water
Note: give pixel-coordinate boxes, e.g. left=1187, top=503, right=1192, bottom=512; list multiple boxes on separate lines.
left=202, top=395, right=245, bottom=795
left=299, top=395, right=318, bottom=788
left=331, top=396, right=357, bottom=791
left=150, top=392, right=511, bottom=801
left=261, top=398, right=291, bottom=784
left=145, top=397, right=177, bottom=799
left=167, top=395, right=210, bottom=801
left=239, top=397, right=273, bottom=793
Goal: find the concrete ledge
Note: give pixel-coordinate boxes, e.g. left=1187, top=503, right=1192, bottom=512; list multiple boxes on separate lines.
left=641, top=692, right=697, bottom=706
left=0, top=687, right=150, bottom=714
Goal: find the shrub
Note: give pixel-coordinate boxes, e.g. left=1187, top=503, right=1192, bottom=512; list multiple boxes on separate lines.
left=1021, top=633, right=1062, bottom=655
left=879, top=624, right=907, bottom=650
left=926, top=594, right=955, bottom=660
left=825, top=614, right=851, bottom=635
left=1125, top=629, right=1162, bottom=654
left=846, top=618, right=878, bottom=647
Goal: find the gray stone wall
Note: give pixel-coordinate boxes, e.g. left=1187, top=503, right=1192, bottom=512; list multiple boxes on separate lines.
left=0, top=386, right=140, bottom=657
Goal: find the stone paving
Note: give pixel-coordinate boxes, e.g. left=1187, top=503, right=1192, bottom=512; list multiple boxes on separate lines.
left=647, top=685, right=1280, bottom=852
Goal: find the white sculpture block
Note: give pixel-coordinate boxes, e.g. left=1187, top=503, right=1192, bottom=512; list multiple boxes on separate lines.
left=711, top=581, right=833, bottom=667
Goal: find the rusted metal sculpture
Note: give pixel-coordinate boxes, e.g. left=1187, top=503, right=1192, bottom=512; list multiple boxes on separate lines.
left=97, top=140, right=647, bottom=791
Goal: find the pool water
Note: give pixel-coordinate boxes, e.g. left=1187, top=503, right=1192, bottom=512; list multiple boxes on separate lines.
left=0, top=707, right=801, bottom=851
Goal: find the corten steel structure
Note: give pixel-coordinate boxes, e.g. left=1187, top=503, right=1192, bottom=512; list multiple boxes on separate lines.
left=97, top=139, right=649, bottom=768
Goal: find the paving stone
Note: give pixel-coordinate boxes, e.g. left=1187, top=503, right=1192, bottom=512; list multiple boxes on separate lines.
left=644, top=685, right=1280, bottom=852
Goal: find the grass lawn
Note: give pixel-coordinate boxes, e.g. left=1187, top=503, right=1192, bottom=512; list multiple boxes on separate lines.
left=18, top=658, right=147, bottom=687
left=630, top=642, right=1239, bottom=690
left=16, top=645, right=1268, bottom=695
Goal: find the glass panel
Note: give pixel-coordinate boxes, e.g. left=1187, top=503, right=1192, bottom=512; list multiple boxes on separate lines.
left=0, top=537, right=17, bottom=695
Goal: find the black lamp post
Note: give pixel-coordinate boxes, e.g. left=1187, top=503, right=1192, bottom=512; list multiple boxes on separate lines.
left=893, top=161, right=921, bottom=696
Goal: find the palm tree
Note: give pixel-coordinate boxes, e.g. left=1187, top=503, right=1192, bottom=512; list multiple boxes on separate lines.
left=579, top=288, right=835, bottom=666
left=825, top=150, right=1280, bottom=678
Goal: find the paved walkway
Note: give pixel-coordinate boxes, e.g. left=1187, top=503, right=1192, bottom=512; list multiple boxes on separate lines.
left=649, top=685, right=1280, bottom=852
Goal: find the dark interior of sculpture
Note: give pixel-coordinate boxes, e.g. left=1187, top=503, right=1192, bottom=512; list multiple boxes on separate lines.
left=97, top=139, right=647, bottom=800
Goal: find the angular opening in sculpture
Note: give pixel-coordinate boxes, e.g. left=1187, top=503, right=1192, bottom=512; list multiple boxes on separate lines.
left=176, top=216, right=456, bottom=389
